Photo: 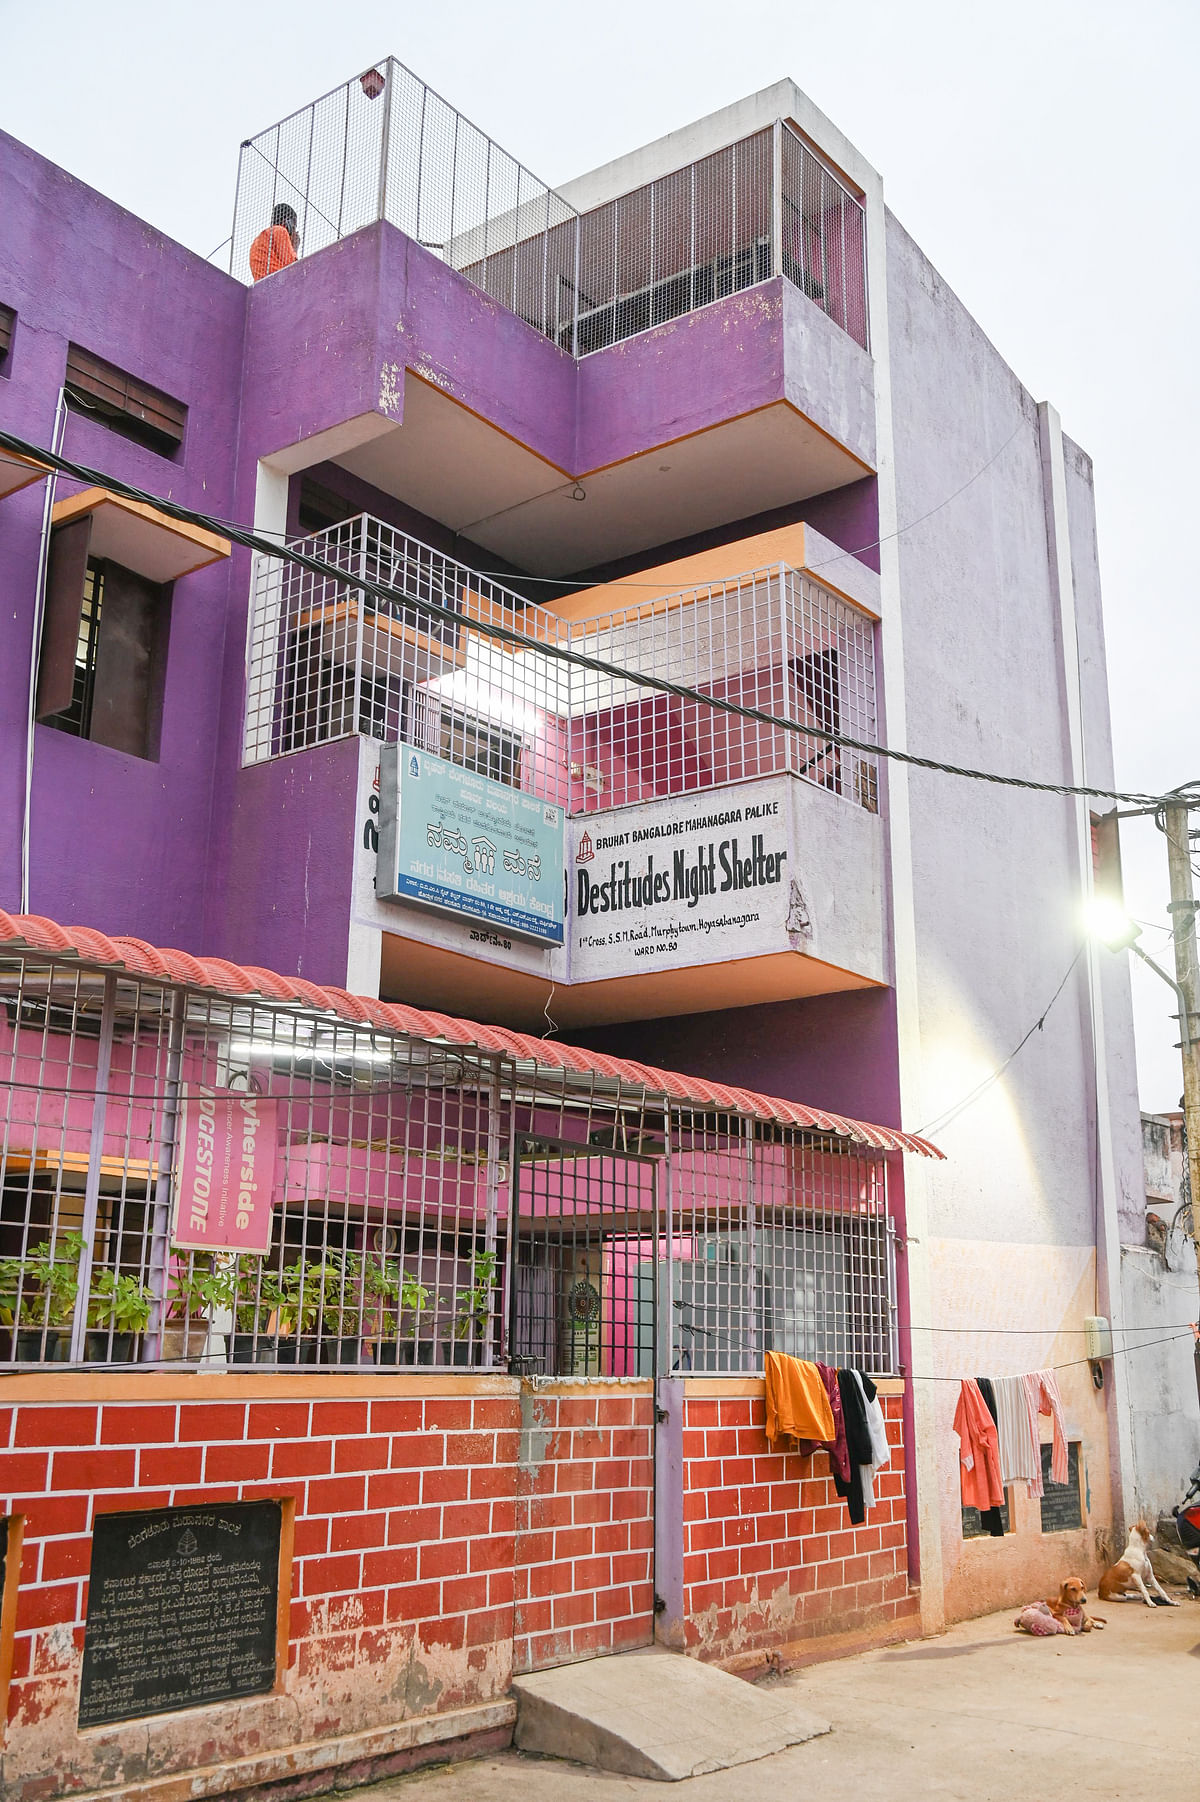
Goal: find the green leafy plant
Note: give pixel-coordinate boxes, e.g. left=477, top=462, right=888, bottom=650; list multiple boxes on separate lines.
left=0, top=1230, right=85, bottom=1330
left=451, top=1250, right=497, bottom=1344
left=364, top=1253, right=430, bottom=1342
left=87, top=1269, right=154, bottom=1336
left=167, top=1254, right=236, bottom=1322
left=274, top=1258, right=320, bottom=1339
left=314, top=1251, right=364, bottom=1341
left=233, top=1260, right=284, bottom=1335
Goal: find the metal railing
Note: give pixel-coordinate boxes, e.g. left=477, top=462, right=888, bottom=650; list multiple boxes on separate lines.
left=232, top=61, right=868, bottom=352
left=242, top=517, right=878, bottom=814
left=0, top=938, right=896, bottom=1373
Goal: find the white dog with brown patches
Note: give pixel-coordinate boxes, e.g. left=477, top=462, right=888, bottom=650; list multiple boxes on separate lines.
left=1098, top=1520, right=1180, bottom=1607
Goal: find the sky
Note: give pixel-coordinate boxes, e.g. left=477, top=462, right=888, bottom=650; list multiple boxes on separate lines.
left=3, top=0, right=1197, bottom=1109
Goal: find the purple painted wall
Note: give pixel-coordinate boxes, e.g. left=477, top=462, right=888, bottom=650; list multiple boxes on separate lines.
left=577, top=986, right=902, bottom=1129
left=1, top=132, right=881, bottom=990
left=216, top=737, right=361, bottom=984
left=0, top=129, right=245, bottom=947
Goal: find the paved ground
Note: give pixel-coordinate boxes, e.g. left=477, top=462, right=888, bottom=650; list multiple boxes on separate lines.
left=319, top=1599, right=1200, bottom=1802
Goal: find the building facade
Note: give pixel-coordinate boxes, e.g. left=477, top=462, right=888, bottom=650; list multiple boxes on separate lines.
left=0, top=57, right=1149, bottom=1801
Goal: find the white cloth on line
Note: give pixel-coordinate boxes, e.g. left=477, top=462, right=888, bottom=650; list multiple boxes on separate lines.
left=1024, top=1368, right=1070, bottom=1492
left=850, top=1368, right=889, bottom=1510
left=993, top=1374, right=1040, bottom=1489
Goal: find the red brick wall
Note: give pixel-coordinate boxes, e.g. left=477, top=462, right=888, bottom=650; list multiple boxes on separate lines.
left=513, top=1387, right=655, bottom=1673
left=681, top=1390, right=917, bottom=1657
left=0, top=1379, right=651, bottom=1801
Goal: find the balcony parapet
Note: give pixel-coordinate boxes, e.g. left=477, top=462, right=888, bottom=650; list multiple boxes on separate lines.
left=243, top=515, right=879, bottom=823
left=233, top=59, right=868, bottom=357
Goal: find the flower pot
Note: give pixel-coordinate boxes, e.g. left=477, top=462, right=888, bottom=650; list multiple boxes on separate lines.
left=14, top=1327, right=61, bottom=1363
left=228, top=1332, right=259, bottom=1364
left=85, top=1329, right=137, bottom=1363
left=449, top=1340, right=477, bottom=1367
left=318, top=1336, right=364, bottom=1366
left=161, top=1317, right=209, bottom=1363
left=275, top=1337, right=317, bottom=1365
left=375, top=1339, right=434, bottom=1366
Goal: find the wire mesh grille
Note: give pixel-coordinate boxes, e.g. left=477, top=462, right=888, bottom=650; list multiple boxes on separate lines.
left=231, top=65, right=868, bottom=352
left=243, top=523, right=878, bottom=816
left=0, top=945, right=895, bottom=1374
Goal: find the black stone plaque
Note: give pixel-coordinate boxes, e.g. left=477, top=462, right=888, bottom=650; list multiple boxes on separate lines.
left=1039, top=1442, right=1083, bottom=1534
left=79, top=1501, right=281, bottom=1728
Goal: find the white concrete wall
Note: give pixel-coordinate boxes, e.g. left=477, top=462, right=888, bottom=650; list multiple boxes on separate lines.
left=880, top=211, right=1145, bottom=1618
left=1120, top=1247, right=1200, bottom=1523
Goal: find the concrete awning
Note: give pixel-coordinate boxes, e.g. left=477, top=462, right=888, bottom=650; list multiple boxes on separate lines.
left=51, top=488, right=230, bottom=583
left=0, top=448, right=51, bottom=499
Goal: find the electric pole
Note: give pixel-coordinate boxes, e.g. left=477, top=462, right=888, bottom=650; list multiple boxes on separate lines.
left=1160, top=797, right=1200, bottom=1304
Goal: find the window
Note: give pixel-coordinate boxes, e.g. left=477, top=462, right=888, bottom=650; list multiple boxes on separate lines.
left=962, top=1494, right=1011, bottom=1539
left=440, top=709, right=522, bottom=787
left=36, top=521, right=170, bottom=760
left=64, top=344, right=186, bottom=457
left=0, top=303, right=15, bottom=374
left=296, top=478, right=360, bottom=536
left=1039, top=1443, right=1083, bottom=1533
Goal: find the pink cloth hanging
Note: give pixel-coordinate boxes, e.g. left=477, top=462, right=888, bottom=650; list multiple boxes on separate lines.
left=1023, top=1369, right=1069, bottom=1493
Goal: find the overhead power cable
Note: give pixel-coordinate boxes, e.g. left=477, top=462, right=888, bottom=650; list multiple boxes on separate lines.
left=909, top=1325, right=1197, bottom=1382
left=2, top=428, right=1192, bottom=812
left=914, top=944, right=1086, bottom=1138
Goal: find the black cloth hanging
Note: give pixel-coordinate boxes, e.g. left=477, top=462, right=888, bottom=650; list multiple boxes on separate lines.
left=975, top=1376, right=1006, bottom=1536
left=833, top=1366, right=874, bottom=1524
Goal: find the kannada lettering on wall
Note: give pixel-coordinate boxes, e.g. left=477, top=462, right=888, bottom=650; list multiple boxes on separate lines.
left=171, top=1088, right=278, bottom=1255
left=570, top=779, right=795, bottom=980
left=377, top=743, right=565, bottom=944
left=78, top=1502, right=282, bottom=1728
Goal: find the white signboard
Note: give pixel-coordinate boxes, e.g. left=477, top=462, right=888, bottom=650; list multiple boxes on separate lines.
left=569, top=779, right=807, bottom=981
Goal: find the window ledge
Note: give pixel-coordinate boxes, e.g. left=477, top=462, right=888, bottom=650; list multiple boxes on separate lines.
left=0, top=447, right=51, bottom=500
left=51, top=488, right=230, bottom=583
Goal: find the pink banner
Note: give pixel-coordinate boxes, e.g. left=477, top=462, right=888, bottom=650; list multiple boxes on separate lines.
left=171, top=1087, right=278, bottom=1255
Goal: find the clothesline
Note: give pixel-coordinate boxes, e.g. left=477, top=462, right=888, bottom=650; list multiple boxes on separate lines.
left=907, top=1326, right=1197, bottom=1382
left=908, top=1320, right=1200, bottom=1335
left=954, top=1369, right=1068, bottom=1521
left=763, top=1353, right=891, bottom=1529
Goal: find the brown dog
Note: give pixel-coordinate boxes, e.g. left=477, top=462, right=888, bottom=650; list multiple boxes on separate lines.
left=1098, top=1520, right=1180, bottom=1607
left=1046, top=1576, right=1106, bottom=1633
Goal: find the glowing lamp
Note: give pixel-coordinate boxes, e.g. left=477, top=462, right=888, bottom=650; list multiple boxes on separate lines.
left=1085, top=897, right=1142, bottom=953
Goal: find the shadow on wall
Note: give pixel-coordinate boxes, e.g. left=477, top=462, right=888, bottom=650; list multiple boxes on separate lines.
left=574, top=986, right=901, bottom=1127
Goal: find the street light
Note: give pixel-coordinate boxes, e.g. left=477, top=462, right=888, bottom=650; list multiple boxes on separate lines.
left=1086, top=900, right=1193, bottom=1054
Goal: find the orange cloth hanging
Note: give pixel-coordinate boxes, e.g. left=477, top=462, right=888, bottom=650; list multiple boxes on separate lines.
left=764, top=1350, right=837, bottom=1447
left=953, top=1378, right=1006, bottom=1511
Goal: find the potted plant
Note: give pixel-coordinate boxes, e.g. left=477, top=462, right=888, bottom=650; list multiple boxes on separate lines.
left=372, top=1260, right=432, bottom=1365
left=314, top=1251, right=366, bottom=1365
left=271, top=1257, right=322, bottom=1364
left=85, top=1269, right=154, bottom=1362
left=0, top=1230, right=84, bottom=1362
left=446, top=1250, right=496, bottom=1367
left=228, top=1261, right=286, bottom=1364
left=163, top=1254, right=235, bottom=1362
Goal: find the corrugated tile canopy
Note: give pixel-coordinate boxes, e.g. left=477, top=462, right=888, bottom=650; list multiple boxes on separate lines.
left=0, top=912, right=942, bottom=1157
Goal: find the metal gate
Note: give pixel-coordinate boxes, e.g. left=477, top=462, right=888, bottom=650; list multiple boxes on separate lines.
left=509, top=1135, right=659, bottom=1672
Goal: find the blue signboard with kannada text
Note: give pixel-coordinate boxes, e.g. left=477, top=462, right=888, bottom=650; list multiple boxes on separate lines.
left=378, top=743, right=564, bottom=944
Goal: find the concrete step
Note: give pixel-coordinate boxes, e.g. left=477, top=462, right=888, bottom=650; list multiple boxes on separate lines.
left=512, top=1647, right=831, bottom=1781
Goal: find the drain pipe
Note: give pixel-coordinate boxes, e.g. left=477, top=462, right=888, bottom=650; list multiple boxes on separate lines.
left=20, top=388, right=67, bottom=914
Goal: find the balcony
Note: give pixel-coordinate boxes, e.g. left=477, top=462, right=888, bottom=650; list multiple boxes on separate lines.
left=233, top=63, right=875, bottom=574
left=244, top=515, right=878, bottom=810
left=232, top=59, right=868, bottom=356
left=241, top=518, right=886, bottom=1025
